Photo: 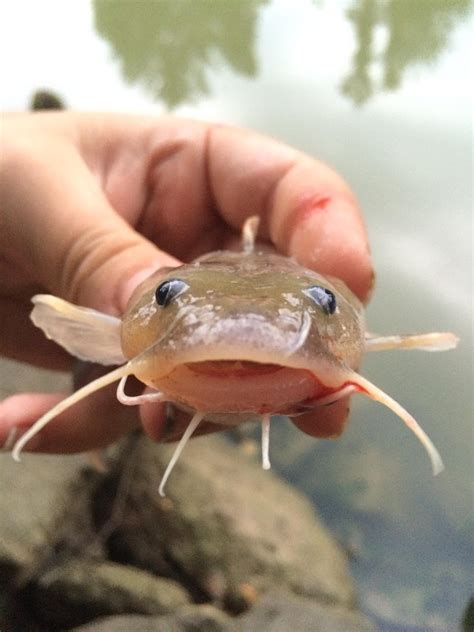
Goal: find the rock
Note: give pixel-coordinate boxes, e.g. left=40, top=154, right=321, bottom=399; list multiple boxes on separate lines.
left=0, top=369, right=369, bottom=631
left=0, top=451, right=101, bottom=588
left=72, top=604, right=232, bottom=631
left=104, top=434, right=354, bottom=611
left=31, top=559, right=190, bottom=629
left=70, top=591, right=376, bottom=632
left=237, top=590, right=376, bottom=631
left=462, top=596, right=474, bottom=632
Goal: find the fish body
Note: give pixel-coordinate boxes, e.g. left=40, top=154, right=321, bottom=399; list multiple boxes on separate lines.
left=12, top=217, right=458, bottom=493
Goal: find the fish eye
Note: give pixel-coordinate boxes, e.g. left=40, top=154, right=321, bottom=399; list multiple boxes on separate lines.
left=155, top=279, right=189, bottom=307
left=303, top=285, right=337, bottom=315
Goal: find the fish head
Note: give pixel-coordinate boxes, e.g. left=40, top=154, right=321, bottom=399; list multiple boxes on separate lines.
left=121, top=250, right=366, bottom=417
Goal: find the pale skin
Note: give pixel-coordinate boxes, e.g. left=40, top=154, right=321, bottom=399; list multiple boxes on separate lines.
left=0, top=112, right=373, bottom=454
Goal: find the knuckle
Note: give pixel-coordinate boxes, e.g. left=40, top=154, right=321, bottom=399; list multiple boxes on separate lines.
left=60, top=225, right=143, bottom=312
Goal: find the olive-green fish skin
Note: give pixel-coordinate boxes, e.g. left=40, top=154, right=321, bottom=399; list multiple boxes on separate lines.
left=121, top=250, right=366, bottom=379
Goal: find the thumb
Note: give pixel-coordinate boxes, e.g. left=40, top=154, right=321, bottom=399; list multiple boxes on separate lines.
left=3, top=141, right=179, bottom=314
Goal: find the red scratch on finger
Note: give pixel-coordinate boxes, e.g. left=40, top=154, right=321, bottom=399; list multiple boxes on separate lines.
left=277, top=193, right=332, bottom=255
left=297, top=193, right=331, bottom=218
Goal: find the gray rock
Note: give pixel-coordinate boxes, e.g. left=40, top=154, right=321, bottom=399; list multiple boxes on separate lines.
left=462, top=596, right=474, bottom=632
left=106, top=434, right=354, bottom=610
left=72, top=604, right=232, bottom=631
left=236, top=590, right=376, bottom=631
left=32, top=559, right=190, bottom=628
left=70, top=591, right=376, bottom=632
left=0, top=451, right=100, bottom=587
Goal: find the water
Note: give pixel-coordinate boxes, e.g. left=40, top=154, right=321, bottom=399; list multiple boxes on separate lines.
left=1, top=1, right=472, bottom=629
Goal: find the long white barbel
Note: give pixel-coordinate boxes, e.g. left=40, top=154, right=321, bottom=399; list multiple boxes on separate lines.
left=261, top=413, right=271, bottom=470
left=347, top=370, right=444, bottom=476
left=158, top=411, right=205, bottom=497
left=12, top=363, right=135, bottom=461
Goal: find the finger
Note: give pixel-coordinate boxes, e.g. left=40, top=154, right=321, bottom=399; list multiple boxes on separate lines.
left=1, top=128, right=179, bottom=316
left=120, top=116, right=226, bottom=262
left=290, top=398, right=351, bottom=438
left=71, top=115, right=372, bottom=299
left=0, top=297, right=71, bottom=369
left=206, top=126, right=374, bottom=301
left=0, top=386, right=139, bottom=455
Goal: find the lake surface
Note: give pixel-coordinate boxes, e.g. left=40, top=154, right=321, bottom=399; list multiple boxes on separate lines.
left=1, top=1, right=472, bottom=629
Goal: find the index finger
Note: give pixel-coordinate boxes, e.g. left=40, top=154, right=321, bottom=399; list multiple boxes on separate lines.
left=206, top=125, right=374, bottom=301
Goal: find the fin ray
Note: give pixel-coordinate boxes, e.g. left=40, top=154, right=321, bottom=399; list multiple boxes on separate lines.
left=365, top=331, right=458, bottom=353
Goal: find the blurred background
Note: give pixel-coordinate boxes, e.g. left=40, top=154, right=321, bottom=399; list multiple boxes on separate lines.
left=0, top=1, right=472, bottom=629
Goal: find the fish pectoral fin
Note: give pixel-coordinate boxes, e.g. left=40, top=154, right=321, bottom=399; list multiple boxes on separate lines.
left=364, top=331, right=459, bottom=353
left=31, top=294, right=126, bottom=365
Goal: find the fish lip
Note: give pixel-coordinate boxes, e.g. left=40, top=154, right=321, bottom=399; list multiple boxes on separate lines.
left=134, top=345, right=349, bottom=389
left=181, top=360, right=350, bottom=414
left=135, top=357, right=351, bottom=417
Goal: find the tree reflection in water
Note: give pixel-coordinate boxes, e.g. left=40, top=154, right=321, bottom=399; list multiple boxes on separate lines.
left=93, top=0, right=268, bottom=108
left=93, top=0, right=472, bottom=106
left=342, top=0, right=472, bottom=105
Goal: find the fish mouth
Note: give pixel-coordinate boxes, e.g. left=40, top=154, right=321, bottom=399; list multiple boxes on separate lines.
left=187, top=360, right=284, bottom=377
left=147, top=359, right=342, bottom=418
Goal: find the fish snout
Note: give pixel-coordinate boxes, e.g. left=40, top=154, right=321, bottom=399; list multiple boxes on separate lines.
left=179, top=310, right=312, bottom=358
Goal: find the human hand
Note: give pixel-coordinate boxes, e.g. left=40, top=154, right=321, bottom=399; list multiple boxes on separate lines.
left=0, top=112, right=373, bottom=454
